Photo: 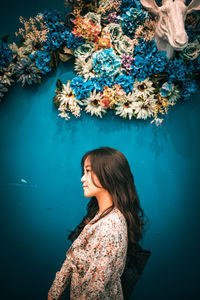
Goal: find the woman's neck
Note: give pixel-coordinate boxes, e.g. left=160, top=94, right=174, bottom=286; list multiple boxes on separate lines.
left=96, top=190, right=114, bottom=214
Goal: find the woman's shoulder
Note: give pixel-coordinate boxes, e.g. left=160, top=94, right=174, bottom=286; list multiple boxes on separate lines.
left=97, top=207, right=127, bottom=231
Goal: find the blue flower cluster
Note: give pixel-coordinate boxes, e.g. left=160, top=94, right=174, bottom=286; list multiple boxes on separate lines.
left=65, top=31, right=84, bottom=50
left=93, top=48, right=121, bottom=77
left=70, top=76, right=93, bottom=99
left=90, top=76, right=115, bottom=92
left=115, top=74, right=134, bottom=93
left=181, top=79, right=197, bottom=100
left=167, top=58, right=188, bottom=82
left=120, top=0, right=142, bottom=12
left=120, top=8, right=148, bottom=38
left=41, top=10, right=84, bottom=51
left=0, top=40, right=13, bottom=68
left=29, top=51, right=51, bottom=74
left=132, top=39, right=168, bottom=81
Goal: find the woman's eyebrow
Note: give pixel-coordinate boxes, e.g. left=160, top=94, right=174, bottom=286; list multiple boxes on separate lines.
left=84, top=164, right=91, bottom=168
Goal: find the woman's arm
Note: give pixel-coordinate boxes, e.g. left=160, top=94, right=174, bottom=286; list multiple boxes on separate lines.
left=47, top=254, right=73, bottom=300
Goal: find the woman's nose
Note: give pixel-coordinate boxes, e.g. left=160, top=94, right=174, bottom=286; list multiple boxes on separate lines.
left=81, top=175, right=85, bottom=182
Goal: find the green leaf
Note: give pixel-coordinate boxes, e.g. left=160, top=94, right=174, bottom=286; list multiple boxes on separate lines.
left=56, top=79, right=63, bottom=91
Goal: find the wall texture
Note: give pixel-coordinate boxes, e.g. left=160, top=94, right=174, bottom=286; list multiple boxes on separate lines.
left=0, top=1, right=200, bottom=299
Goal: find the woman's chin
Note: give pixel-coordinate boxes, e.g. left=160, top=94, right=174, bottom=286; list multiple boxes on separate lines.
left=83, top=191, right=92, bottom=197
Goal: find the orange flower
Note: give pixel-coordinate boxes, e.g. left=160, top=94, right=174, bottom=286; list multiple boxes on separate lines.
left=94, top=32, right=113, bottom=50
left=72, top=15, right=101, bottom=42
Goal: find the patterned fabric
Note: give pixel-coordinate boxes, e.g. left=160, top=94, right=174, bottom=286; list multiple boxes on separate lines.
left=48, top=207, right=128, bottom=299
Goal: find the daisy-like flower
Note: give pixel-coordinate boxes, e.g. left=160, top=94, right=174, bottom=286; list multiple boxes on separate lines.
left=81, top=90, right=106, bottom=118
left=132, top=95, right=156, bottom=120
left=13, top=58, right=42, bottom=86
left=115, top=93, right=136, bottom=120
left=57, top=82, right=82, bottom=120
left=133, top=78, right=155, bottom=98
left=74, top=57, right=95, bottom=80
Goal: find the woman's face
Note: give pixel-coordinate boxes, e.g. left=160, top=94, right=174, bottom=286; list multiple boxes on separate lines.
left=81, top=157, right=104, bottom=198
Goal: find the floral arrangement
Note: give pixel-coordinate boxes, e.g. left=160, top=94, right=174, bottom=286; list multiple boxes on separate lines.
left=0, top=0, right=200, bottom=125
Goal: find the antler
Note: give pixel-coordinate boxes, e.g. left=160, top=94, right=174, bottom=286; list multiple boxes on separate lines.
left=187, top=0, right=200, bottom=14
left=140, top=0, right=160, bottom=15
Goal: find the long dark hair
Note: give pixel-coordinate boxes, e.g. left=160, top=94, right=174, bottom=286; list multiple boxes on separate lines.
left=68, top=146, right=150, bottom=257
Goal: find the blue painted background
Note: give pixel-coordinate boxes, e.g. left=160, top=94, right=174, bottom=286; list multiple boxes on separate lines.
left=0, top=1, right=200, bottom=299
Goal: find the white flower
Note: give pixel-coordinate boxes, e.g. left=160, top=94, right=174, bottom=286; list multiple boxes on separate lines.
left=133, top=79, right=155, bottom=98
left=57, top=82, right=81, bottom=120
left=114, top=35, right=134, bottom=55
left=132, top=96, right=156, bottom=120
left=85, top=12, right=102, bottom=27
left=74, top=41, right=95, bottom=61
left=74, top=57, right=96, bottom=80
left=102, top=23, right=123, bottom=42
left=81, top=90, right=106, bottom=118
left=115, top=93, right=136, bottom=120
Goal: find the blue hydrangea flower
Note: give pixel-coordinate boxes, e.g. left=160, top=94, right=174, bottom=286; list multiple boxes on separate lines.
left=167, top=58, right=188, bottom=82
left=93, top=48, right=121, bottom=77
left=0, top=40, right=13, bottom=68
left=132, top=39, right=168, bottom=81
left=40, top=10, right=61, bottom=31
left=90, top=76, right=115, bottom=92
left=43, top=31, right=68, bottom=50
left=150, top=51, right=168, bottom=74
left=29, top=50, right=52, bottom=74
left=160, top=82, right=174, bottom=97
left=181, top=79, right=197, bottom=100
left=115, top=74, right=134, bottom=93
left=70, top=76, right=93, bottom=99
left=120, top=0, right=142, bottom=12
left=40, top=10, right=84, bottom=51
left=65, top=32, right=85, bottom=50
left=120, top=7, right=148, bottom=38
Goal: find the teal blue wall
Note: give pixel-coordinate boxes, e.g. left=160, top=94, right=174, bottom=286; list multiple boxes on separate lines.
left=0, top=1, right=200, bottom=299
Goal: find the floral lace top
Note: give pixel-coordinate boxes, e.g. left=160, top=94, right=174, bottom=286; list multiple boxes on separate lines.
left=48, top=207, right=128, bottom=299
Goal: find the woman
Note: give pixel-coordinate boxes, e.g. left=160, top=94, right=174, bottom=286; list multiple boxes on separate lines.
left=48, top=147, right=150, bottom=300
